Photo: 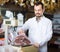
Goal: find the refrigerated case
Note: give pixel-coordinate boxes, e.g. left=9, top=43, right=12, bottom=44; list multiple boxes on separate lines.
left=53, top=13, right=60, bottom=34
left=49, top=13, right=60, bottom=46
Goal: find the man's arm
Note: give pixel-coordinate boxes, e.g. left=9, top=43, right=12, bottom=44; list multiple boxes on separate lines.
left=33, top=21, right=53, bottom=48
left=39, top=21, right=53, bottom=46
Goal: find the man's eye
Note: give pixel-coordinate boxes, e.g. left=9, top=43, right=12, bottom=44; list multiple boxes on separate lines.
left=34, top=9, right=41, bottom=11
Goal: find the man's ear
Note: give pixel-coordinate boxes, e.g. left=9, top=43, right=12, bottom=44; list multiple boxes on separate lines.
left=43, top=7, right=45, bottom=13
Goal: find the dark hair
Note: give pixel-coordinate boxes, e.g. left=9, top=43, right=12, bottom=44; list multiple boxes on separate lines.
left=34, top=1, right=44, bottom=9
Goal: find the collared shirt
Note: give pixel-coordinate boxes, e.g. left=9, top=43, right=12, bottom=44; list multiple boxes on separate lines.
left=21, top=16, right=53, bottom=46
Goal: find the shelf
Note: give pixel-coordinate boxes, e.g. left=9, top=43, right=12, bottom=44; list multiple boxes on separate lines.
left=54, top=40, right=60, bottom=45
left=49, top=33, right=60, bottom=45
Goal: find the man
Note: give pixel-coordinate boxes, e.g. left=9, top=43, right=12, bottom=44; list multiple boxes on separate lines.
left=17, top=1, right=53, bottom=52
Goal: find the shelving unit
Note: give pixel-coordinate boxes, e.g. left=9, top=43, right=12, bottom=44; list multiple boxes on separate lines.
left=49, top=13, right=60, bottom=47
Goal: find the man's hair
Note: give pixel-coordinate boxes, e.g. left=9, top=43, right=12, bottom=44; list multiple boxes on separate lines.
left=34, top=1, right=44, bottom=9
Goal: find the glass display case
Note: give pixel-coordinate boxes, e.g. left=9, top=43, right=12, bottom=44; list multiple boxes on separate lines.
left=49, top=13, right=60, bottom=46
left=53, top=13, right=60, bottom=34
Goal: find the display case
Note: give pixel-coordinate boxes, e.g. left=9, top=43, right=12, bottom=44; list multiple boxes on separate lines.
left=49, top=13, right=60, bottom=46
left=53, top=13, right=60, bottom=34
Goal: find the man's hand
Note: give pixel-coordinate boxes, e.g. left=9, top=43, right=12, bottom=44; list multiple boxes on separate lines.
left=33, top=43, right=40, bottom=48
left=18, top=29, right=25, bottom=35
left=16, top=29, right=26, bottom=40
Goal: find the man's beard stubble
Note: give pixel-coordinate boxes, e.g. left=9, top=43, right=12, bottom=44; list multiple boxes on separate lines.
left=35, top=14, right=43, bottom=18
left=35, top=13, right=43, bottom=22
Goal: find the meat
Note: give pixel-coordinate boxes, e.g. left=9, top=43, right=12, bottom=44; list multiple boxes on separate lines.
left=14, top=35, right=31, bottom=46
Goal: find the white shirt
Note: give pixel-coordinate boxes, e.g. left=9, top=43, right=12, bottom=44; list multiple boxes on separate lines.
left=21, top=16, right=53, bottom=46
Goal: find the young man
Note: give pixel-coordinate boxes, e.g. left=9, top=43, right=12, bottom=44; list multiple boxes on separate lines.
left=17, top=1, right=53, bottom=52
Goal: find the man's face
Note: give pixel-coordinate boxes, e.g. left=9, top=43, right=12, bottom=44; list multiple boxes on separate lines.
left=34, top=5, right=44, bottom=18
